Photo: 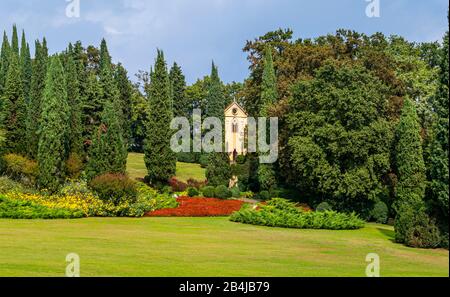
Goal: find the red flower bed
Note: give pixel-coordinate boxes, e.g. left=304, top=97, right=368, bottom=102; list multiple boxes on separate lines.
left=146, top=196, right=244, bottom=217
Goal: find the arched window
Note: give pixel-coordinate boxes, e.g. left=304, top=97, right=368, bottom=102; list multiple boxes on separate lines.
left=232, top=123, right=238, bottom=133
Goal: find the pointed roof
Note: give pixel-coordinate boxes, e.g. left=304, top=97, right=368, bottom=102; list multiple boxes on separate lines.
left=224, top=100, right=248, bottom=116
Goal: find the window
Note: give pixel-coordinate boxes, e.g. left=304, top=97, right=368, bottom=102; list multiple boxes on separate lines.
left=232, top=123, right=238, bottom=133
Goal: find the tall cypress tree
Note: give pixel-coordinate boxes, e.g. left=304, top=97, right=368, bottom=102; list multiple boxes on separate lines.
left=257, top=46, right=277, bottom=190
left=115, top=63, right=133, bottom=146
left=0, top=52, right=26, bottom=154
left=27, top=38, right=48, bottom=158
left=65, top=54, right=83, bottom=155
left=10, top=25, right=19, bottom=57
left=394, top=98, right=439, bottom=247
left=205, top=62, right=231, bottom=186
left=83, top=71, right=103, bottom=142
left=20, top=30, right=32, bottom=104
left=169, top=62, right=188, bottom=118
left=144, top=50, right=176, bottom=184
left=0, top=31, right=10, bottom=96
left=86, top=100, right=127, bottom=180
left=37, top=56, right=70, bottom=192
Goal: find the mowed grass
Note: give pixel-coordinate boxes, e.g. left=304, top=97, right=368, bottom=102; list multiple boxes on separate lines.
left=126, top=152, right=205, bottom=182
left=0, top=217, right=448, bottom=276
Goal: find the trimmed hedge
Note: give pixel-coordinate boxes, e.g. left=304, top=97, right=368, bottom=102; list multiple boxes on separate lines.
left=230, top=198, right=365, bottom=230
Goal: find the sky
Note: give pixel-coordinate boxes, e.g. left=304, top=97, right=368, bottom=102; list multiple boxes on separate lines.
left=0, top=0, right=448, bottom=84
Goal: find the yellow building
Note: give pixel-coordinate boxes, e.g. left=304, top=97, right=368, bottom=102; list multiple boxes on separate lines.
left=224, top=101, right=248, bottom=162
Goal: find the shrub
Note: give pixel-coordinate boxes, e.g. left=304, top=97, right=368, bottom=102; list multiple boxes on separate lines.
left=168, top=177, right=188, bottom=192
left=0, top=195, right=83, bottom=219
left=395, top=202, right=441, bottom=248
left=186, top=178, right=206, bottom=190
left=257, top=190, right=270, bottom=200
left=0, top=176, right=33, bottom=194
left=230, top=198, right=365, bottom=230
left=187, top=187, right=199, bottom=197
left=230, top=187, right=241, bottom=198
left=316, top=201, right=332, bottom=212
left=201, top=186, right=215, bottom=198
left=199, top=154, right=209, bottom=168
left=89, top=173, right=137, bottom=205
left=236, top=155, right=246, bottom=164
left=66, top=152, right=84, bottom=179
left=370, top=201, right=389, bottom=224
left=2, top=153, right=38, bottom=184
left=215, top=185, right=232, bottom=199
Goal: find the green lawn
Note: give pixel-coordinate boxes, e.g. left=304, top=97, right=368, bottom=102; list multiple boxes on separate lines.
left=0, top=217, right=447, bottom=277
left=126, top=152, right=205, bottom=182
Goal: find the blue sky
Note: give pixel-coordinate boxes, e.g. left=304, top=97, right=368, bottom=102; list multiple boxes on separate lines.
left=0, top=0, right=448, bottom=84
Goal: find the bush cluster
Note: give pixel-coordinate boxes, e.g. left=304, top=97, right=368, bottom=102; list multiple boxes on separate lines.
left=316, top=201, right=332, bottom=212
left=230, top=198, right=365, bottom=230
left=370, top=201, right=389, bottom=224
left=215, top=185, right=232, bottom=199
left=88, top=173, right=137, bottom=205
left=168, top=177, right=188, bottom=192
left=2, top=154, right=38, bottom=185
left=201, top=186, right=215, bottom=198
left=187, top=187, right=199, bottom=197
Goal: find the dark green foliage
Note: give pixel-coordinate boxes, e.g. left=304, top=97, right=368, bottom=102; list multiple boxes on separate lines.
left=86, top=100, right=127, bottom=180
left=316, top=201, right=332, bottom=212
left=230, top=186, right=241, bottom=198
left=170, top=62, right=189, bottom=118
left=0, top=31, right=11, bottom=95
left=257, top=164, right=277, bottom=191
left=236, top=154, right=246, bottom=164
left=19, top=30, right=32, bottom=103
left=0, top=195, right=83, bottom=219
left=215, top=185, right=232, bottom=199
left=187, top=187, right=199, bottom=197
left=205, top=63, right=231, bottom=186
left=230, top=198, right=365, bottom=230
left=201, top=186, right=215, bottom=198
left=82, top=71, right=103, bottom=142
left=257, top=190, right=270, bottom=200
left=288, top=61, right=393, bottom=215
left=1, top=53, right=27, bottom=154
left=10, top=25, right=19, bottom=56
left=370, top=201, right=388, bottom=224
left=89, top=173, right=137, bottom=205
left=37, top=56, right=70, bottom=192
left=115, top=63, right=133, bottom=146
left=394, top=98, right=427, bottom=205
left=394, top=201, right=441, bottom=248
left=27, top=39, right=48, bottom=159
left=144, top=50, right=176, bottom=184
left=199, top=153, right=209, bottom=168
left=65, top=55, right=84, bottom=155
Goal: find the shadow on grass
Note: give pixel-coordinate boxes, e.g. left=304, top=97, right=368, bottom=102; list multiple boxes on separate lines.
left=377, top=227, right=396, bottom=243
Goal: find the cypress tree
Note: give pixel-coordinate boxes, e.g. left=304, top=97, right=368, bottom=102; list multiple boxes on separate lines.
left=86, top=100, right=127, bottom=180
left=0, top=31, right=10, bottom=96
left=27, top=39, right=48, bottom=158
left=115, top=63, right=133, bottom=146
left=65, top=54, right=83, bottom=155
left=37, top=56, right=70, bottom=192
left=144, top=50, right=176, bottom=184
left=257, top=46, right=277, bottom=190
left=83, top=71, right=103, bottom=142
left=20, top=30, right=32, bottom=103
left=394, top=98, right=439, bottom=246
left=0, top=53, right=26, bottom=154
left=10, top=25, right=19, bottom=57
left=205, top=62, right=231, bottom=186
left=169, top=62, right=188, bottom=118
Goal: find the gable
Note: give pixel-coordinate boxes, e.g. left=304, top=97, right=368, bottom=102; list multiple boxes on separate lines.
left=224, top=102, right=247, bottom=118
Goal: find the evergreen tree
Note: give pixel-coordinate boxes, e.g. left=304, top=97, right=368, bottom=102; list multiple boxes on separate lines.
left=169, top=62, right=188, bottom=118
left=65, top=54, right=84, bottom=155
left=427, top=29, right=449, bottom=246
left=83, top=71, right=103, bottom=142
left=115, top=63, right=133, bottom=146
left=20, top=30, right=32, bottom=103
left=86, top=100, right=127, bottom=180
left=205, top=62, right=231, bottom=186
left=394, top=98, right=439, bottom=246
left=37, top=56, right=70, bottom=192
left=258, top=46, right=277, bottom=190
left=144, top=50, right=176, bottom=184
left=0, top=31, right=10, bottom=96
left=27, top=38, right=48, bottom=158
left=0, top=53, right=26, bottom=154
left=10, top=25, right=19, bottom=57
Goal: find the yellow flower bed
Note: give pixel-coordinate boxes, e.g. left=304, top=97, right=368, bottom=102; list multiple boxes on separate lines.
left=4, top=192, right=114, bottom=217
